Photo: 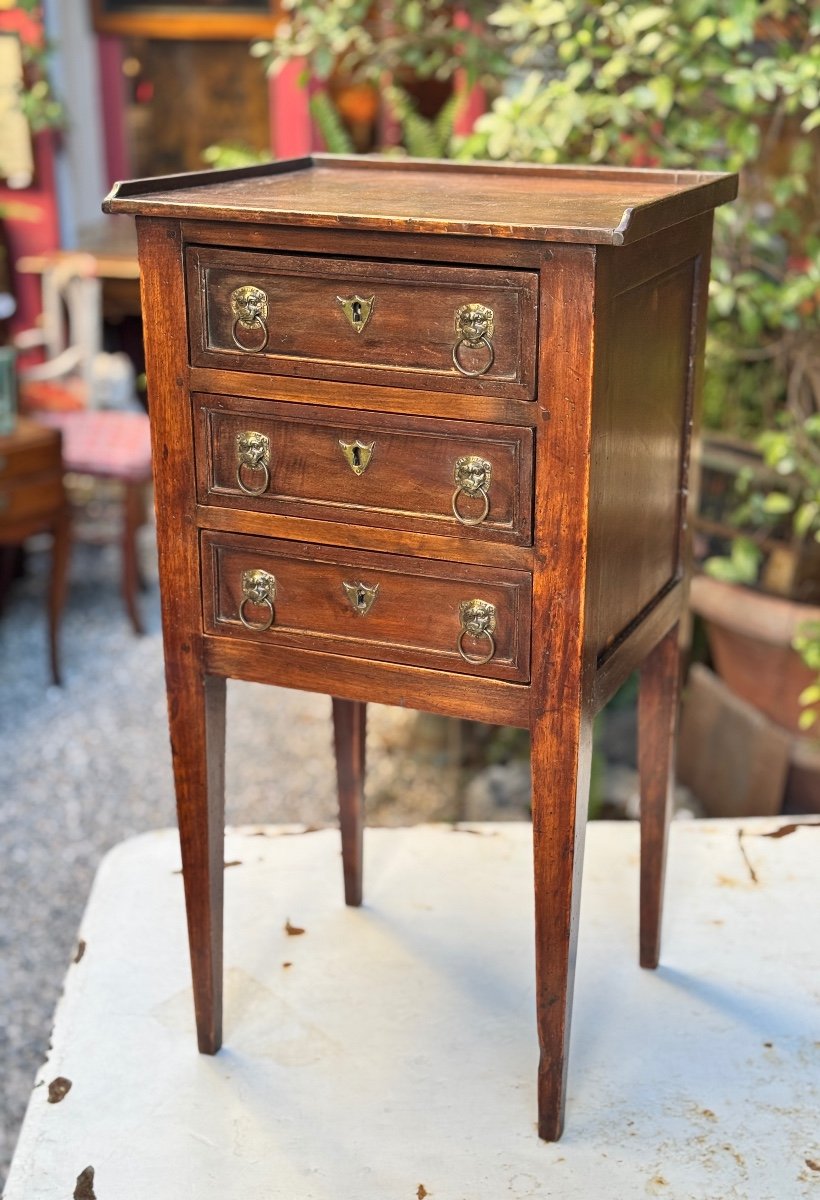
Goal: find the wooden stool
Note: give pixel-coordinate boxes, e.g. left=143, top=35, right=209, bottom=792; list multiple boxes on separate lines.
left=105, top=155, right=737, bottom=1140
left=0, top=417, right=70, bottom=684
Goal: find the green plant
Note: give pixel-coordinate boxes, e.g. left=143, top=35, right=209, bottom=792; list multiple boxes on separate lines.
left=201, top=143, right=270, bottom=170
left=6, top=2, right=64, bottom=135
left=794, top=619, right=820, bottom=730
left=704, top=389, right=820, bottom=585
left=252, top=0, right=507, bottom=155
left=461, top=0, right=820, bottom=441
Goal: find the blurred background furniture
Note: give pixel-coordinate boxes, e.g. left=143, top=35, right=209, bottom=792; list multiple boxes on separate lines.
left=0, top=417, right=70, bottom=684
left=15, top=252, right=152, bottom=634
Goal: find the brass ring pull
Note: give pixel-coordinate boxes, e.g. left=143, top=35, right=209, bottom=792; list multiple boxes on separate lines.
left=239, top=594, right=274, bottom=631
left=458, top=626, right=495, bottom=665
left=457, top=599, right=497, bottom=665
left=236, top=459, right=270, bottom=496
left=239, top=569, right=276, bottom=632
left=452, top=485, right=490, bottom=525
left=452, top=335, right=494, bottom=378
left=452, top=455, right=492, bottom=526
left=235, top=431, right=271, bottom=496
left=231, top=315, right=269, bottom=354
left=453, top=303, right=495, bottom=378
left=230, top=285, right=269, bottom=354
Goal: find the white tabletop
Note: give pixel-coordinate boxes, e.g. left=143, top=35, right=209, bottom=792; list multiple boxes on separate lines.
left=5, top=818, right=819, bottom=1199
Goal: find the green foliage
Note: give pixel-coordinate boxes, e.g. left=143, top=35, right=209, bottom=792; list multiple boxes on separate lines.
left=309, top=91, right=355, bottom=154
left=704, top=535, right=762, bottom=585
left=252, top=0, right=507, bottom=158
left=384, top=86, right=464, bottom=158
left=460, top=0, right=820, bottom=441
left=255, top=0, right=506, bottom=91
left=793, top=619, right=820, bottom=730
left=201, top=144, right=270, bottom=170
left=7, top=4, right=64, bottom=135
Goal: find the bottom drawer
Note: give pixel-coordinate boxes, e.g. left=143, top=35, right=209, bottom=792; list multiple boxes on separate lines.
left=201, top=532, right=532, bottom=681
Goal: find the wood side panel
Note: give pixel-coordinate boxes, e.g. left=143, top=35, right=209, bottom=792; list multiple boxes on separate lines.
left=587, top=248, right=698, bottom=659
left=205, top=635, right=531, bottom=728
left=194, top=393, right=533, bottom=546
left=591, top=580, right=683, bottom=713
left=202, top=531, right=532, bottom=682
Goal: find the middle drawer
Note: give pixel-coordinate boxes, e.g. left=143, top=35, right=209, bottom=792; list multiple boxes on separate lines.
left=194, top=394, right=533, bottom=545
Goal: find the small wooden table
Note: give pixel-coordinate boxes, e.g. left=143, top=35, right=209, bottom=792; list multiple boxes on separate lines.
left=104, top=155, right=737, bottom=1140
left=0, top=417, right=70, bottom=683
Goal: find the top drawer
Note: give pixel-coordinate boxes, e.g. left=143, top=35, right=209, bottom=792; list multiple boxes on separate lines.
left=186, top=248, right=538, bottom=402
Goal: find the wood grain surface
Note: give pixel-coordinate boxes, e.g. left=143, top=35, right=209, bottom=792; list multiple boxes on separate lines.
left=194, top=393, right=533, bottom=545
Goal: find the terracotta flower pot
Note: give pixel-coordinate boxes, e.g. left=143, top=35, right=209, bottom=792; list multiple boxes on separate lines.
left=689, top=574, right=820, bottom=734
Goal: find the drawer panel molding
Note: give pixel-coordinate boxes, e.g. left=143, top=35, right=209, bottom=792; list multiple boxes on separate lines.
left=187, top=247, right=538, bottom=401
left=195, top=394, right=534, bottom=546
left=202, top=531, right=532, bottom=682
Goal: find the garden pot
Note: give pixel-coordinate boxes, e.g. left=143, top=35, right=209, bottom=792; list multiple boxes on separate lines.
left=689, top=574, right=820, bottom=735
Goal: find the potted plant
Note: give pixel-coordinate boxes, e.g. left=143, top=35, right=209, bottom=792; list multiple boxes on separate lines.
left=252, top=0, right=508, bottom=153
left=694, top=385, right=820, bottom=734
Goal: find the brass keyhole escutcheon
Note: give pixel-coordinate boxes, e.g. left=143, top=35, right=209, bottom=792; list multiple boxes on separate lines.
left=235, top=431, right=271, bottom=496
left=452, top=455, right=492, bottom=526
left=239, top=569, right=277, bottom=631
left=339, top=439, right=375, bottom=476
left=342, top=580, right=379, bottom=615
left=336, top=294, right=375, bottom=334
left=230, top=285, right=269, bottom=353
left=453, top=303, right=495, bottom=377
left=457, top=598, right=497, bottom=664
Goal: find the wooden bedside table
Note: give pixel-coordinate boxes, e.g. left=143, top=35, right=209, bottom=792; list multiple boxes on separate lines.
left=104, top=156, right=737, bottom=1140
left=0, top=417, right=70, bottom=684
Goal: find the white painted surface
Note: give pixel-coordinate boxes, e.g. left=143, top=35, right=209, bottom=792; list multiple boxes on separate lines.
left=5, top=819, right=820, bottom=1199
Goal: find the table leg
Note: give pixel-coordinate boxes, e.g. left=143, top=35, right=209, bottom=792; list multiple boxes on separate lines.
left=173, top=671, right=227, bottom=1053
left=531, top=708, right=593, bottom=1141
left=638, top=622, right=680, bottom=969
left=48, top=507, right=71, bottom=686
left=332, top=697, right=366, bottom=907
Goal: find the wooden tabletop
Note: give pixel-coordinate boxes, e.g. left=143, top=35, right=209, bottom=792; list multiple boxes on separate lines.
left=103, top=154, right=738, bottom=246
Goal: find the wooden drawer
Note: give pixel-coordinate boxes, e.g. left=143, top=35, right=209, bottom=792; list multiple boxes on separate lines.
left=186, top=247, right=538, bottom=401
left=194, top=394, right=533, bottom=546
left=201, top=531, right=532, bottom=682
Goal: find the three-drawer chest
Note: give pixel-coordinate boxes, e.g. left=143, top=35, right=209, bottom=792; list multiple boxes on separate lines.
left=104, top=156, right=736, bottom=1140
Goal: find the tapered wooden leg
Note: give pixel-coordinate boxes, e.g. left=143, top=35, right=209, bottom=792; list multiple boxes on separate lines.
left=122, top=481, right=145, bottom=635
left=638, top=622, right=681, bottom=970
left=172, top=671, right=227, bottom=1053
left=48, top=507, right=71, bottom=686
left=332, top=697, right=366, bottom=907
left=531, top=707, right=593, bottom=1142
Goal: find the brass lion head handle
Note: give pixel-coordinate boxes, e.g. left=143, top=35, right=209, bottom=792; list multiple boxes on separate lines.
left=453, top=303, right=495, bottom=377
left=239, top=568, right=276, bottom=631
left=452, top=455, right=492, bottom=526
left=230, top=285, right=269, bottom=353
left=235, top=431, right=270, bottom=496
left=457, top=598, right=497, bottom=665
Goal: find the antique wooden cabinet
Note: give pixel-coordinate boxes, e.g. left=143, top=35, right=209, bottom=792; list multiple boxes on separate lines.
left=104, top=156, right=736, bottom=1140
